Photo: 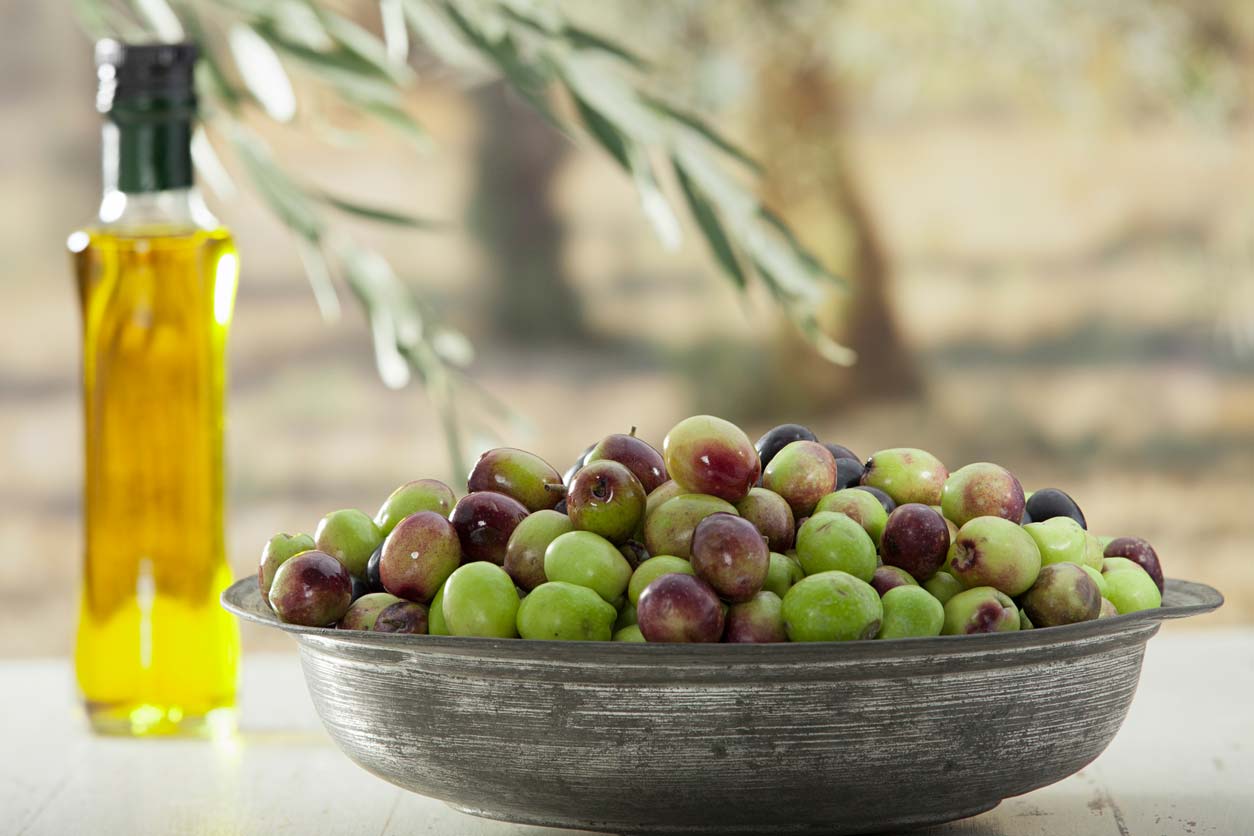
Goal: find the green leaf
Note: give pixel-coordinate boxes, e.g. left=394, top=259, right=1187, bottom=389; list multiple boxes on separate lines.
left=559, top=51, right=660, bottom=144
left=757, top=206, right=844, bottom=286
left=361, top=100, right=433, bottom=149
left=628, top=144, right=681, bottom=251
left=294, top=235, right=341, bottom=321
left=312, top=189, right=447, bottom=228
left=752, top=257, right=856, bottom=365
left=563, top=24, right=649, bottom=69
left=441, top=2, right=557, bottom=122
left=252, top=25, right=424, bottom=140
left=399, top=341, right=468, bottom=480
left=191, top=127, right=237, bottom=199
left=309, top=4, right=414, bottom=85
left=72, top=0, right=114, bottom=39
left=737, top=208, right=845, bottom=324
left=129, top=0, right=183, bottom=40
left=181, top=8, right=243, bottom=110
left=72, top=0, right=148, bottom=40
left=644, top=94, right=761, bottom=172
left=380, top=0, right=410, bottom=68
left=310, top=62, right=405, bottom=107
left=213, top=0, right=279, bottom=17
left=229, top=24, right=298, bottom=122
left=494, top=0, right=562, bottom=34
left=401, top=0, right=489, bottom=71
left=266, top=0, right=333, bottom=50
left=794, top=312, right=858, bottom=366
left=673, top=161, right=748, bottom=290
left=338, top=244, right=412, bottom=389
left=571, top=94, right=630, bottom=170
left=494, top=6, right=646, bottom=67
left=231, top=132, right=323, bottom=240
left=463, top=374, right=532, bottom=434
left=252, top=17, right=393, bottom=81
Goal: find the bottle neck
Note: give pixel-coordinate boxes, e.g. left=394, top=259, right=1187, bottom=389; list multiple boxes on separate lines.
left=98, top=121, right=219, bottom=230
left=102, top=114, right=193, bottom=196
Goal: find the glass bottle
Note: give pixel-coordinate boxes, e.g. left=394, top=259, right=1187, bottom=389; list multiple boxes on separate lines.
left=69, top=41, right=239, bottom=737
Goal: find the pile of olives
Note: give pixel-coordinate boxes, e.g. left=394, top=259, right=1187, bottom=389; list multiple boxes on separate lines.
left=259, top=415, right=1166, bottom=642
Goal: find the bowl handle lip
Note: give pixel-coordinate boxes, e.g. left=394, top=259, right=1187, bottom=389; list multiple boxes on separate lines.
left=1154, top=578, right=1224, bottom=620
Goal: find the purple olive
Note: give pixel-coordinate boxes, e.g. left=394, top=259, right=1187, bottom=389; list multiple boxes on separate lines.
left=1103, top=537, right=1164, bottom=593
left=585, top=430, right=669, bottom=493
left=618, top=540, right=650, bottom=570
left=690, top=513, right=770, bottom=603
left=870, top=565, right=918, bottom=596
left=724, top=591, right=787, bottom=643
left=834, top=457, right=865, bottom=490
left=734, top=487, right=795, bottom=553
left=339, top=592, right=404, bottom=631
left=467, top=448, right=563, bottom=513
left=880, top=503, right=951, bottom=581
left=852, top=485, right=896, bottom=513
left=636, top=573, right=725, bottom=643
left=643, top=493, right=739, bottom=559
left=1025, top=488, right=1087, bottom=530
left=258, top=532, right=315, bottom=607
left=269, top=551, right=352, bottom=627
left=1020, top=563, right=1101, bottom=627
left=824, top=442, right=859, bottom=462
left=339, top=592, right=426, bottom=632
left=379, top=511, right=462, bottom=603
left=365, top=543, right=385, bottom=592
left=562, top=443, right=597, bottom=487
left=662, top=415, right=761, bottom=503
left=374, top=600, right=429, bottom=633
left=754, top=423, right=818, bottom=470
left=449, top=491, right=530, bottom=565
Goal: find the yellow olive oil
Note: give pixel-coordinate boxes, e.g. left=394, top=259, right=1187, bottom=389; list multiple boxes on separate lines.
left=71, top=227, right=239, bottom=736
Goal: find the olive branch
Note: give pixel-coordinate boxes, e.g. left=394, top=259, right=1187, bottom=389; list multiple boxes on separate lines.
left=72, top=0, right=852, bottom=478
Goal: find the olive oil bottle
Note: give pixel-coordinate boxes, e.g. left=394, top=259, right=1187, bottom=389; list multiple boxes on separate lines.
left=70, top=41, right=239, bottom=736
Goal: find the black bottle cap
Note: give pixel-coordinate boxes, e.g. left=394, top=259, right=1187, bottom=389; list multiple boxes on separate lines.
left=96, top=40, right=198, bottom=115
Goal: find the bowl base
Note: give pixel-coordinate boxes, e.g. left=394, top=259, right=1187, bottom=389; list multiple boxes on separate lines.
left=446, top=799, right=1002, bottom=835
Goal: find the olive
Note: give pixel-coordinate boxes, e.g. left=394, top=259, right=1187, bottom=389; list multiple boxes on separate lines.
left=1024, top=488, right=1087, bottom=530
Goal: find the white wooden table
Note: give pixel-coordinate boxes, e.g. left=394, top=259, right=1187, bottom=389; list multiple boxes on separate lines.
left=5, top=627, right=1251, bottom=836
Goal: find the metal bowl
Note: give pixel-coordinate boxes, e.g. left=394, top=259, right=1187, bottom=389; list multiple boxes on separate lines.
left=224, top=576, right=1221, bottom=835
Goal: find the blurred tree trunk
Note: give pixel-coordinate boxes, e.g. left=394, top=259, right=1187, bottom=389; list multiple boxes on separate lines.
left=753, top=49, right=921, bottom=406
left=470, top=83, right=586, bottom=343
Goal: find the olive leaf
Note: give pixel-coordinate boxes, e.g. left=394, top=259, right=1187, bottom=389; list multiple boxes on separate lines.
left=571, top=93, right=630, bottom=170
left=311, top=189, right=447, bottom=229
left=230, top=130, right=323, bottom=241
left=674, top=161, right=746, bottom=289
left=642, top=94, right=761, bottom=173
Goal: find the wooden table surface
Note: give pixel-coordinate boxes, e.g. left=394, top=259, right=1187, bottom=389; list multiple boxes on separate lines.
left=4, top=627, right=1251, bottom=836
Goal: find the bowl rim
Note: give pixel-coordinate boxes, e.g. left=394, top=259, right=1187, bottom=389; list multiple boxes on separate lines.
left=223, top=575, right=1222, bottom=658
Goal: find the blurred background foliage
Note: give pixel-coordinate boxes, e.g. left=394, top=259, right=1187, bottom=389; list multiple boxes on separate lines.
left=2, top=0, right=1252, bottom=654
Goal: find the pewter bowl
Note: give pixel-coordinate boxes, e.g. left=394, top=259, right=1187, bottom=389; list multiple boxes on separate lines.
left=223, top=576, right=1221, bottom=835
